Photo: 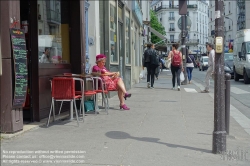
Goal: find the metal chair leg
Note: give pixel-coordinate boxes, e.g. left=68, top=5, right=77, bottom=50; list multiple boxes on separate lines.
left=106, top=94, right=109, bottom=115
left=58, top=101, right=63, bottom=115
left=104, top=94, right=108, bottom=115
left=52, top=100, right=55, bottom=122
left=47, top=99, right=53, bottom=127
left=73, top=99, right=79, bottom=127
left=94, top=95, right=97, bottom=115
left=106, top=94, right=110, bottom=110
left=81, top=98, right=85, bottom=122
left=102, top=93, right=104, bottom=107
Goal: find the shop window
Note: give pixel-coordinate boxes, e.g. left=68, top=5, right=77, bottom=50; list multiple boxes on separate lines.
left=126, top=16, right=131, bottom=64
left=38, top=0, right=70, bottom=64
left=110, top=4, right=118, bottom=63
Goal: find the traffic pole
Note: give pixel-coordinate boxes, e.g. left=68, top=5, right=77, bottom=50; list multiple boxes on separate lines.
left=225, top=73, right=231, bottom=135
left=212, top=0, right=226, bottom=154
left=179, top=0, right=188, bottom=85
left=181, top=15, right=188, bottom=85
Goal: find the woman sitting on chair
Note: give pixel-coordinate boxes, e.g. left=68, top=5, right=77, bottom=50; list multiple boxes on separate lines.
left=92, top=54, right=131, bottom=110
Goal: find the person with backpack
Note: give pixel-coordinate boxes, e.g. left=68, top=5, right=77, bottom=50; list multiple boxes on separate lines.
left=143, top=43, right=152, bottom=88
left=149, top=44, right=159, bottom=88
left=167, top=43, right=184, bottom=91
left=186, top=52, right=196, bottom=84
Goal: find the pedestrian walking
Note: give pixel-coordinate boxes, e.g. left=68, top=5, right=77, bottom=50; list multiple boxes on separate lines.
left=149, top=44, right=159, bottom=88
left=143, top=43, right=152, bottom=88
left=201, top=43, right=215, bottom=93
left=186, top=52, right=196, bottom=84
left=155, top=54, right=161, bottom=80
left=167, top=43, right=184, bottom=91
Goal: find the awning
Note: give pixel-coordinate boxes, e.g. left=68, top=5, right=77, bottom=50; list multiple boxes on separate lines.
left=155, top=45, right=168, bottom=52
left=148, top=27, right=166, bottom=40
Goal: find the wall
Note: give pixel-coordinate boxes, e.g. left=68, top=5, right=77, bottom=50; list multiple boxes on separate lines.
left=0, top=0, right=23, bottom=133
left=88, top=1, right=100, bottom=66
left=245, top=1, right=250, bottom=29
left=131, top=15, right=141, bottom=85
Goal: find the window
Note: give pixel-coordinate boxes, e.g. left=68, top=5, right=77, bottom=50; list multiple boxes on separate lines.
left=38, top=0, right=70, bottom=64
left=169, top=12, right=174, bottom=17
left=125, top=16, right=130, bottom=64
left=170, top=23, right=174, bottom=28
left=229, top=2, right=231, bottom=13
left=110, top=4, right=118, bottom=63
left=170, top=35, right=174, bottom=42
left=170, top=23, right=174, bottom=31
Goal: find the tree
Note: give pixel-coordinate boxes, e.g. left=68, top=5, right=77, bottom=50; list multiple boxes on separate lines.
left=150, top=10, right=166, bottom=44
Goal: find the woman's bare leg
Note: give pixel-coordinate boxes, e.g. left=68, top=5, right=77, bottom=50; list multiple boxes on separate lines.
left=117, top=88, right=125, bottom=105
left=117, top=78, right=127, bottom=94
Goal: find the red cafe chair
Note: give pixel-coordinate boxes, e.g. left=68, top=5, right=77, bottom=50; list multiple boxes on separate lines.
left=47, top=77, right=84, bottom=127
left=92, top=77, right=109, bottom=114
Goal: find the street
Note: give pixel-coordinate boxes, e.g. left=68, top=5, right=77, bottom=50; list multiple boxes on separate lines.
left=191, top=68, right=250, bottom=119
left=1, top=71, right=250, bottom=166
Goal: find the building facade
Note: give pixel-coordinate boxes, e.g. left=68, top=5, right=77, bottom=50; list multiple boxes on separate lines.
left=98, top=0, right=144, bottom=88
left=0, top=0, right=148, bottom=133
left=0, top=0, right=86, bottom=133
left=208, top=0, right=237, bottom=53
left=151, top=0, right=209, bottom=54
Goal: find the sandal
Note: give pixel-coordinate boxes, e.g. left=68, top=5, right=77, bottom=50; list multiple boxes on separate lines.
left=124, top=93, right=132, bottom=100
left=120, top=104, right=130, bottom=110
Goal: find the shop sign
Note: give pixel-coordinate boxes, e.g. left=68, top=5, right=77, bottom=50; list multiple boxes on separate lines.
left=10, top=28, right=28, bottom=108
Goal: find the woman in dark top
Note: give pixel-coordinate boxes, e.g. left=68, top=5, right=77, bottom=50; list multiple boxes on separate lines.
left=186, top=54, right=196, bottom=84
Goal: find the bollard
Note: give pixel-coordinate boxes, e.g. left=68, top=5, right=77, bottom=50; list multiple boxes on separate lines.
left=225, top=73, right=231, bottom=135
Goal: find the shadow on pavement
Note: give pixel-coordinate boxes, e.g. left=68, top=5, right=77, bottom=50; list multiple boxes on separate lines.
left=105, top=131, right=212, bottom=154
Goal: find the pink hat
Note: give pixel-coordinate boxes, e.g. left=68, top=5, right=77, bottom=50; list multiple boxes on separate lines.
left=96, top=54, right=106, bottom=63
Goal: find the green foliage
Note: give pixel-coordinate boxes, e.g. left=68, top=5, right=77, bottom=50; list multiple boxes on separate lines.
left=150, top=10, right=166, bottom=44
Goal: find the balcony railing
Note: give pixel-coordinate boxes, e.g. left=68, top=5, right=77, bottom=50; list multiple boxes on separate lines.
left=166, top=39, right=180, bottom=44
left=187, top=4, right=197, bottom=9
left=185, top=39, right=199, bottom=45
left=169, top=17, right=175, bottom=20
left=169, top=28, right=175, bottom=31
left=155, top=5, right=178, bottom=12
left=155, top=4, right=197, bottom=12
left=46, top=9, right=61, bottom=24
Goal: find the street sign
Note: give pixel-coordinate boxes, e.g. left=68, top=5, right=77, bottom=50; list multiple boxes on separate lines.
left=178, top=16, right=192, bottom=31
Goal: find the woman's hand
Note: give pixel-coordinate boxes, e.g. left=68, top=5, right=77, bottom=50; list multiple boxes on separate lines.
left=181, top=67, right=184, bottom=72
left=112, top=72, right=120, bottom=78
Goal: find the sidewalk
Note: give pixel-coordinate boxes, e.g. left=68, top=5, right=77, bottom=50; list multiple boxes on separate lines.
left=1, top=70, right=250, bottom=166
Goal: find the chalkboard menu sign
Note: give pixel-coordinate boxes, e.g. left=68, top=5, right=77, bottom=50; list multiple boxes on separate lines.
left=10, top=28, right=28, bottom=108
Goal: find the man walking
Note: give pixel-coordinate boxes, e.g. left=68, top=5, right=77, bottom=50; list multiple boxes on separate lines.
left=149, top=44, right=159, bottom=88
left=201, top=43, right=215, bottom=93
left=143, top=43, right=152, bottom=88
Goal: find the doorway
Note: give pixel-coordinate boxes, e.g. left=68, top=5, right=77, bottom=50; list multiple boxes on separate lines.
left=20, top=0, right=34, bottom=122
